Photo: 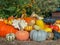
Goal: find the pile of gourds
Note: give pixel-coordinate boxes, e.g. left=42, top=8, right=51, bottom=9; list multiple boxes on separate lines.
left=0, top=13, right=60, bottom=42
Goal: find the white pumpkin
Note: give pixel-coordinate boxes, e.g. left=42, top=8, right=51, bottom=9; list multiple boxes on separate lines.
left=12, top=19, right=20, bottom=30
left=6, top=33, right=15, bottom=41
left=19, top=19, right=27, bottom=29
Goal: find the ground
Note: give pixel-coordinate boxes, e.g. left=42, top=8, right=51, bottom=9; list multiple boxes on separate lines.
left=0, top=38, right=60, bottom=45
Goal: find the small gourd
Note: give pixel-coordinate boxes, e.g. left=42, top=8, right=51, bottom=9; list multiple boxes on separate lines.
left=36, top=20, right=45, bottom=30
left=44, top=28, right=52, bottom=32
left=16, top=30, right=29, bottom=41
left=30, top=30, right=47, bottom=41
left=12, top=19, right=20, bottom=30
left=47, top=32, right=54, bottom=40
left=19, top=19, right=27, bottom=29
left=24, top=26, right=33, bottom=31
left=6, top=33, right=15, bottom=41
left=34, top=25, right=40, bottom=30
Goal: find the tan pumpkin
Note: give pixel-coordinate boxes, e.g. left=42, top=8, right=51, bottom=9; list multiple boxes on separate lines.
left=15, top=30, right=29, bottom=41
left=24, top=26, right=33, bottom=31
left=47, top=32, right=54, bottom=40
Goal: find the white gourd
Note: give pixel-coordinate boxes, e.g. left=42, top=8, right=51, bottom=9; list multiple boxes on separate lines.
left=19, top=20, right=27, bottom=29
left=6, top=33, right=15, bottom=41
left=12, top=19, right=20, bottom=30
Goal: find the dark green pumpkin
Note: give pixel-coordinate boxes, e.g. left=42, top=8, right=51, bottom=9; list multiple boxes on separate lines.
left=53, top=30, right=60, bottom=40
left=43, top=18, right=56, bottom=24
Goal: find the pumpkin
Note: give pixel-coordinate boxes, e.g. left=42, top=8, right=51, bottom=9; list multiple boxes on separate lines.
left=6, top=33, right=15, bottom=41
left=34, top=25, right=40, bottom=30
left=47, top=32, right=54, bottom=40
left=16, top=30, right=29, bottom=41
left=53, top=30, right=60, bottom=40
left=30, top=30, right=47, bottom=41
left=24, top=17, right=35, bottom=25
left=24, top=26, right=33, bottom=31
left=0, top=22, right=18, bottom=37
left=36, top=20, right=45, bottom=29
left=44, top=28, right=52, bottom=32
left=43, top=18, right=56, bottom=24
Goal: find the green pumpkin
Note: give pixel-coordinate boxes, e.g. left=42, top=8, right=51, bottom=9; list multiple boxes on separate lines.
left=30, top=30, right=47, bottom=41
left=6, top=33, right=15, bottom=41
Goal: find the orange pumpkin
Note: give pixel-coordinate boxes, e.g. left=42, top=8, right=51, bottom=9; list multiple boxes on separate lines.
left=24, top=17, right=35, bottom=24
left=16, top=30, right=29, bottom=41
left=8, top=16, right=14, bottom=21
left=24, top=26, right=33, bottom=31
left=0, top=21, right=18, bottom=37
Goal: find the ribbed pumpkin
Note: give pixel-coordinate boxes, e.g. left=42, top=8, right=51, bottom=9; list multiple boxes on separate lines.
left=30, top=30, right=47, bottom=41
left=16, top=30, right=29, bottom=41
left=0, top=21, right=18, bottom=37
left=6, top=33, right=15, bottom=41
left=24, top=26, right=33, bottom=31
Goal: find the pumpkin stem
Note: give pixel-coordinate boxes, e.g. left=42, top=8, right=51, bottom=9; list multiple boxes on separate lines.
left=21, top=9, right=27, bottom=19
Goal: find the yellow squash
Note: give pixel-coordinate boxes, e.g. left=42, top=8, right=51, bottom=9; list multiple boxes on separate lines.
left=44, top=28, right=52, bottom=32
left=36, top=20, right=45, bottom=30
